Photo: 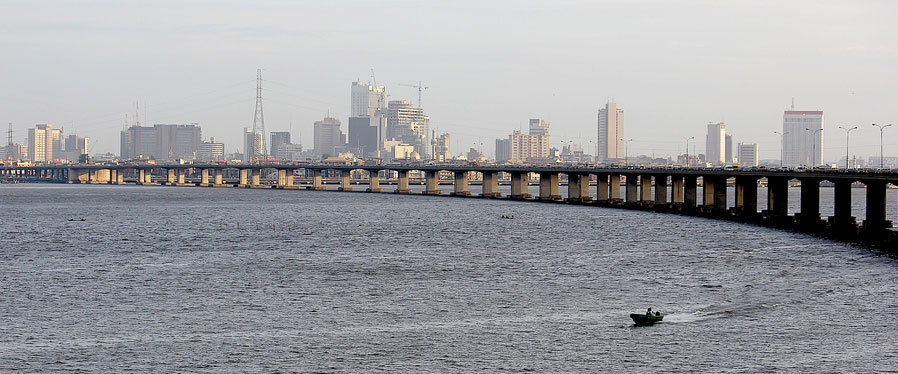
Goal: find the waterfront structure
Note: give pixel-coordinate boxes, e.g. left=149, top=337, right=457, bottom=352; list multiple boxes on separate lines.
left=198, top=138, right=225, bottom=161
left=351, top=81, right=386, bottom=117
left=387, top=100, right=429, bottom=158
left=313, top=117, right=344, bottom=158
left=28, top=124, right=62, bottom=163
left=597, top=101, right=624, bottom=162
left=705, top=122, right=726, bottom=165
left=507, top=119, right=550, bottom=163
left=121, top=124, right=201, bottom=161
left=738, top=143, right=759, bottom=167
left=783, top=109, right=824, bottom=167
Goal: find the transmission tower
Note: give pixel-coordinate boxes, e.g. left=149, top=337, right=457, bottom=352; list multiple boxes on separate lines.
left=6, top=122, right=12, bottom=161
left=252, top=69, right=267, bottom=157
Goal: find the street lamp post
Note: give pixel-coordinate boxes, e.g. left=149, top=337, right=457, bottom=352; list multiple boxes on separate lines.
left=683, top=136, right=694, bottom=167
left=838, top=126, right=858, bottom=169
left=872, top=123, right=892, bottom=169
left=805, top=127, right=823, bottom=167
left=773, top=131, right=788, bottom=167
left=622, top=138, right=633, bottom=165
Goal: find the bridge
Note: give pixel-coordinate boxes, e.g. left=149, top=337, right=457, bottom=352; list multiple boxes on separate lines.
left=2, top=162, right=897, bottom=248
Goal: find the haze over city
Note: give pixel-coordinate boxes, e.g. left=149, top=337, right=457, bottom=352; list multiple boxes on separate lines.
left=1, top=0, right=896, bottom=161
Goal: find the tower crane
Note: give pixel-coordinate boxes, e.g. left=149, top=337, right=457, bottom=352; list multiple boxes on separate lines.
left=398, top=81, right=429, bottom=108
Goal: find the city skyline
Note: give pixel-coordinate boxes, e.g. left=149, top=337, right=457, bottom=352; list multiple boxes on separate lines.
left=1, top=1, right=895, bottom=161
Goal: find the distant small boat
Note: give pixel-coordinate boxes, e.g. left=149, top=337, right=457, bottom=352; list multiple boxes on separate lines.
left=67, top=218, right=86, bottom=222
left=630, top=313, right=663, bottom=326
left=501, top=215, right=514, bottom=219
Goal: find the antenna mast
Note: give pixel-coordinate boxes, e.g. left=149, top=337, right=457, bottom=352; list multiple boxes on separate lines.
left=253, top=69, right=267, bottom=157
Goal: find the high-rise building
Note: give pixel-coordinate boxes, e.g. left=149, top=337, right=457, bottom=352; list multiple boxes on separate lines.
left=782, top=109, right=824, bottom=167
left=28, top=124, right=62, bottom=163
left=243, top=128, right=264, bottom=162
left=508, top=119, right=551, bottom=163
left=725, top=134, right=734, bottom=164
left=738, top=143, right=759, bottom=167
left=434, top=132, right=450, bottom=162
left=387, top=100, right=429, bottom=158
left=62, top=134, right=89, bottom=162
left=313, top=117, right=344, bottom=158
left=121, top=124, right=201, bottom=161
left=705, top=122, right=726, bottom=165
left=351, top=81, right=386, bottom=117
left=348, top=116, right=386, bottom=158
left=270, top=132, right=290, bottom=159
left=495, top=138, right=510, bottom=163
left=199, top=137, right=225, bottom=161
left=597, top=101, right=624, bottom=162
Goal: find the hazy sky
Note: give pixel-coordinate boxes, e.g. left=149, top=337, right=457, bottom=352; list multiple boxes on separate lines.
left=1, top=0, right=896, bottom=162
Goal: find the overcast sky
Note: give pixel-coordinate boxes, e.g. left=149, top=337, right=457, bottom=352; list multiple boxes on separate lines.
left=1, top=0, right=896, bottom=162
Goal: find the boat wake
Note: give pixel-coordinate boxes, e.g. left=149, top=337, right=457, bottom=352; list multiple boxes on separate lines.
left=661, top=302, right=781, bottom=324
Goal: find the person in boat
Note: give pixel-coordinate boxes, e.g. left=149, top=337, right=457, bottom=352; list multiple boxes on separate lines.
left=646, top=308, right=653, bottom=316
left=655, top=311, right=661, bottom=316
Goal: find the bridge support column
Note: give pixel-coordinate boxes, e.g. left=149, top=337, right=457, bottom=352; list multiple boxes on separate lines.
left=116, top=170, right=125, bottom=184
left=798, top=178, right=822, bottom=228
left=275, top=169, right=287, bottom=188
left=625, top=175, right=638, bottom=204
left=310, top=170, right=325, bottom=190
left=367, top=170, right=382, bottom=192
left=452, top=171, right=470, bottom=196
left=109, top=169, right=117, bottom=184
left=239, top=169, right=249, bottom=187
left=177, top=169, right=186, bottom=185
left=250, top=169, right=262, bottom=187
left=164, top=169, right=175, bottom=185
left=610, top=174, right=622, bottom=203
left=764, top=177, right=789, bottom=220
left=654, top=175, right=668, bottom=207
left=863, top=180, right=891, bottom=232
left=567, top=173, right=590, bottom=203
left=481, top=172, right=500, bottom=197
left=701, top=176, right=727, bottom=212
left=285, top=170, right=294, bottom=187
left=828, top=180, right=856, bottom=229
left=596, top=174, right=609, bottom=202
left=539, top=172, right=560, bottom=201
left=139, top=169, right=154, bottom=185
left=734, top=176, right=758, bottom=217
left=200, top=169, right=210, bottom=186
left=424, top=170, right=440, bottom=195
left=510, top=172, right=531, bottom=199
left=395, top=170, right=411, bottom=194
left=339, top=170, right=353, bottom=191
left=214, top=169, right=224, bottom=186
left=640, top=175, right=653, bottom=205
left=69, top=168, right=89, bottom=184
left=90, top=169, right=111, bottom=184
left=684, top=175, right=697, bottom=209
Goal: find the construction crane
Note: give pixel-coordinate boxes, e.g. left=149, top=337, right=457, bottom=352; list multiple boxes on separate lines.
left=399, top=81, right=429, bottom=108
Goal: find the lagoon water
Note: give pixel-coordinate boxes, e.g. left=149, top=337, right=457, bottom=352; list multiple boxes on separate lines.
left=1, top=184, right=897, bottom=372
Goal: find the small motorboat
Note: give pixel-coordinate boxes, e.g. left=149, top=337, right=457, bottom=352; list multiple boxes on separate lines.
left=67, top=218, right=86, bottom=222
left=501, top=215, right=514, bottom=219
left=630, top=313, right=663, bottom=326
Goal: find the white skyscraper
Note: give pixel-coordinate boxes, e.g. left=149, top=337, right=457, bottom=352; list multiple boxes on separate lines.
left=782, top=109, right=824, bottom=167
left=738, top=142, right=759, bottom=167
left=351, top=81, right=386, bottom=117
left=705, top=122, right=726, bottom=165
left=597, top=101, right=624, bottom=162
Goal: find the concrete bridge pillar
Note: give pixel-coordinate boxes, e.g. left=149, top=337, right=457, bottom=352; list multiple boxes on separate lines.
left=596, top=174, right=609, bottom=202
left=481, top=172, right=500, bottom=197
left=510, top=172, right=531, bottom=199
left=829, top=180, right=855, bottom=228
left=765, top=177, right=789, bottom=218
left=684, top=175, right=697, bottom=208
left=214, top=169, right=224, bottom=186
left=68, top=168, right=89, bottom=184
left=539, top=172, right=560, bottom=201
left=367, top=170, right=382, bottom=192
left=177, top=169, right=186, bottom=185
left=610, top=174, right=622, bottom=202
left=424, top=170, right=440, bottom=195
left=89, top=169, right=111, bottom=184
left=139, top=169, right=154, bottom=185
left=250, top=169, right=261, bottom=186
left=654, top=175, right=668, bottom=207
left=239, top=169, right=249, bottom=187
left=625, top=175, right=638, bottom=204
left=640, top=175, right=653, bottom=204
left=109, top=169, right=117, bottom=184
left=339, top=170, right=353, bottom=191
left=165, top=169, right=175, bottom=185
left=567, top=173, right=590, bottom=203
left=798, top=178, right=822, bottom=227
left=275, top=169, right=287, bottom=187
left=734, top=176, right=758, bottom=216
left=395, top=170, right=411, bottom=194
left=863, top=180, right=890, bottom=231
left=285, top=170, right=294, bottom=187
left=310, top=169, right=325, bottom=190
left=200, top=169, right=210, bottom=186
left=452, top=171, right=471, bottom=196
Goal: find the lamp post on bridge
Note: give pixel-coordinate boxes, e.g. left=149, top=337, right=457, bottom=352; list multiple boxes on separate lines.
left=683, top=136, right=694, bottom=167
left=872, top=123, right=892, bottom=169
left=622, top=138, right=633, bottom=165
left=838, top=126, right=858, bottom=169
left=805, top=127, right=823, bottom=167
left=774, top=131, right=788, bottom=167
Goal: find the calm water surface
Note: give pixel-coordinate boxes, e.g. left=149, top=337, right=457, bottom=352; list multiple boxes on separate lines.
left=1, top=184, right=897, bottom=372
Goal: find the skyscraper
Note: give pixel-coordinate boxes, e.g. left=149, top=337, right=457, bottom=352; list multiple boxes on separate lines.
left=495, top=138, right=510, bottom=163
left=243, top=127, right=263, bottom=162
left=28, top=124, right=62, bottom=163
left=387, top=100, right=429, bottom=158
left=351, top=81, right=386, bottom=117
left=507, top=119, right=551, bottom=163
left=782, top=109, right=824, bottom=167
left=313, top=117, right=344, bottom=158
left=597, top=101, right=624, bottom=162
left=705, top=122, right=726, bottom=165
left=738, top=143, right=759, bottom=167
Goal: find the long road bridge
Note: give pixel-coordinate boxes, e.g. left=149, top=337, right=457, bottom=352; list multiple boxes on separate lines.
left=3, top=162, right=897, bottom=248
